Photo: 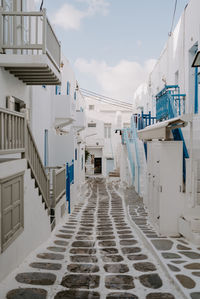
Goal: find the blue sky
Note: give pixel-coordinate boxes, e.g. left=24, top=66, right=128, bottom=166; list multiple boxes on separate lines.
left=36, top=0, right=188, bottom=101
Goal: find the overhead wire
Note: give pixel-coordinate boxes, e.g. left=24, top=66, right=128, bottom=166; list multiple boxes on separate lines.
left=83, top=94, right=133, bottom=110
left=81, top=88, right=132, bottom=106
left=81, top=88, right=132, bottom=109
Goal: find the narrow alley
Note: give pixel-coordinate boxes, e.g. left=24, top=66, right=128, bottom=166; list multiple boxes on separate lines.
left=1, top=178, right=186, bottom=299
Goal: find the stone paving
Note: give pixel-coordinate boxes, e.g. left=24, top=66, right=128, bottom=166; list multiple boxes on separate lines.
left=125, top=185, right=200, bottom=299
left=1, top=178, right=186, bottom=298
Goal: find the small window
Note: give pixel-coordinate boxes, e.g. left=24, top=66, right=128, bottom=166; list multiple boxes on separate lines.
left=88, top=123, right=96, bottom=128
left=55, top=85, right=61, bottom=95
left=67, top=81, right=71, bottom=95
left=75, top=148, right=77, bottom=160
left=104, top=123, right=111, bottom=138
left=74, top=91, right=76, bottom=100
left=89, top=105, right=94, bottom=110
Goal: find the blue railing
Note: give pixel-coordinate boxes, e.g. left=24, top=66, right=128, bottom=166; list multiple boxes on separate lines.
left=156, top=85, right=186, bottom=121
left=66, top=159, right=74, bottom=214
left=137, top=111, right=156, bottom=130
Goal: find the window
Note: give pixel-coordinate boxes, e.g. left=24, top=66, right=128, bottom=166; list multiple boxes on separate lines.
left=74, top=91, right=76, bottom=100
left=75, top=148, right=77, bottom=161
left=67, top=81, right=71, bottom=95
left=55, top=85, right=61, bottom=95
left=104, top=123, right=111, bottom=138
left=88, top=123, right=96, bottom=128
left=0, top=172, right=24, bottom=252
left=89, top=105, right=94, bottom=110
left=81, top=155, right=83, bottom=170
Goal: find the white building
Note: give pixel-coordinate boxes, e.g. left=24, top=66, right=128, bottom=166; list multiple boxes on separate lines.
left=123, top=0, right=200, bottom=244
left=85, top=96, right=132, bottom=177
left=0, top=0, right=86, bottom=282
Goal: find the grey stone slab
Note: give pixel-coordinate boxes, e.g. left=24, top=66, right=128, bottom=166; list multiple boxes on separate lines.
left=61, top=274, right=100, bottom=289
left=139, top=274, right=162, bottom=289
left=119, top=235, right=134, bottom=239
left=106, top=293, right=138, bottom=299
left=161, top=253, right=181, bottom=259
left=133, top=262, right=156, bottom=272
left=59, top=230, right=74, bottom=234
left=30, top=262, right=62, bottom=270
left=37, top=253, right=64, bottom=260
left=97, top=235, right=115, bottom=240
left=177, top=244, right=191, bottom=250
left=54, top=240, right=68, bottom=247
left=76, top=236, right=94, bottom=241
left=101, top=255, right=124, bottom=263
left=70, top=248, right=96, bottom=255
left=72, top=241, right=95, bottom=247
left=54, top=290, right=100, bottom=299
left=6, top=288, right=47, bottom=299
left=70, top=255, right=98, bottom=263
left=117, top=230, right=132, bottom=235
left=67, top=264, right=99, bottom=273
left=99, top=248, right=118, bottom=255
left=98, top=241, right=116, bottom=247
left=56, top=234, right=72, bottom=239
left=47, top=246, right=66, bottom=253
left=120, top=240, right=138, bottom=246
left=176, top=274, right=196, bottom=289
left=15, top=272, right=56, bottom=285
left=184, top=263, right=200, bottom=270
left=151, top=240, right=173, bottom=251
left=122, top=247, right=141, bottom=254
left=127, top=254, right=148, bottom=261
left=146, top=293, right=175, bottom=299
left=167, top=264, right=180, bottom=272
left=190, top=293, right=200, bottom=299
left=179, top=251, right=200, bottom=259
left=104, top=264, right=129, bottom=273
left=105, top=275, right=134, bottom=290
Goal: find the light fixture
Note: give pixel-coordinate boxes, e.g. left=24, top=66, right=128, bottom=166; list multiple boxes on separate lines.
left=192, top=51, right=200, bottom=67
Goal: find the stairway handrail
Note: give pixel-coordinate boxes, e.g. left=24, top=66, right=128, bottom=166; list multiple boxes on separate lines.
left=25, top=122, right=49, bottom=210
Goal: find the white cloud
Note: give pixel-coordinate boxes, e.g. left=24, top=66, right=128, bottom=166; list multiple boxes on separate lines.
left=75, top=58, right=156, bottom=102
left=52, top=0, right=109, bottom=31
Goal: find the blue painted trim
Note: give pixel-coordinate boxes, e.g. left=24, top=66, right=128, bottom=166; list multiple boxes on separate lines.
left=194, top=67, right=198, bottom=114
left=66, top=163, right=71, bottom=214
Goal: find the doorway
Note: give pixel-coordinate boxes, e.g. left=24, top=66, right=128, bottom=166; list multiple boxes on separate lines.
left=94, top=158, right=102, bottom=174
left=106, top=158, right=114, bottom=175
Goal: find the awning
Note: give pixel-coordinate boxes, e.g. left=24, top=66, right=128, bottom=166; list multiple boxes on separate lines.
left=137, top=114, right=192, bottom=141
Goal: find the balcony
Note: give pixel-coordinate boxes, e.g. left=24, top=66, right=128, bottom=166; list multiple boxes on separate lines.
left=73, top=110, right=86, bottom=132
left=0, top=9, right=61, bottom=85
left=53, top=95, right=76, bottom=129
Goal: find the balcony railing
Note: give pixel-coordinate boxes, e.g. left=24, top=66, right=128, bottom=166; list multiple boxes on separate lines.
left=0, top=8, right=61, bottom=84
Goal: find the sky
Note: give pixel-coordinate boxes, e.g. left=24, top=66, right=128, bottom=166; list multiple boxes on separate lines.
left=36, top=0, right=188, bottom=102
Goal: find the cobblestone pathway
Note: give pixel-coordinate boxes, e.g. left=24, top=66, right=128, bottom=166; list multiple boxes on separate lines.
left=125, top=186, right=200, bottom=299
left=2, top=178, right=184, bottom=298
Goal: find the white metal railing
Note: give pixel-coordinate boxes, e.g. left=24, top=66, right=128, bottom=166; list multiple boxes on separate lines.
left=0, top=8, right=61, bottom=71
left=52, top=166, right=66, bottom=207
left=0, top=108, right=25, bottom=154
